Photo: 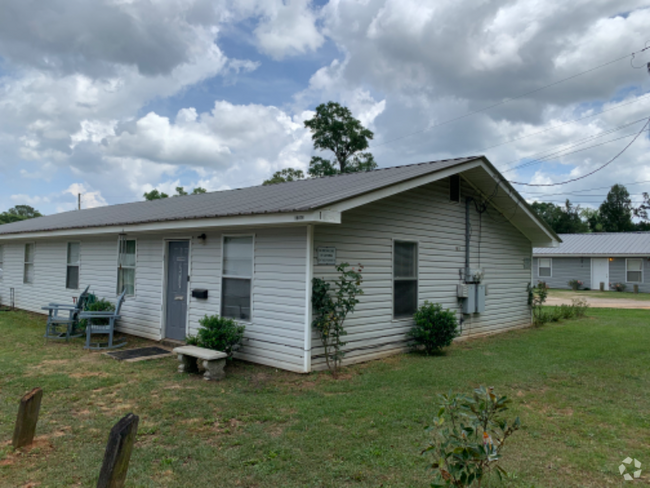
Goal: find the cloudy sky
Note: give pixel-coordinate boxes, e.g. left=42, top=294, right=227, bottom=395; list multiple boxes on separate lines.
left=1, top=0, right=649, bottom=214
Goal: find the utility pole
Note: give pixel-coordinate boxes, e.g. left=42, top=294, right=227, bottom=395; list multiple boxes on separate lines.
left=78, top=193, right=81, bottom=211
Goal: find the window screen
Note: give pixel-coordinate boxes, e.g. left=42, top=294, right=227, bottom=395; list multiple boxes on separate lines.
left=24, top=243, right=35, bottom=284
left=222, top=236, right=253, bottom=321
left=66, top=242, right=80, bottom=289
left=626, top=259, right=643, bottom=283
left=538, top=258, right=551, bottom=278
left=117, top=239, right=136, bottom=295
left=394, top=241, right=418, bottom=318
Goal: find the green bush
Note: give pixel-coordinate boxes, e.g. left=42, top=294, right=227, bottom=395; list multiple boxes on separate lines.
left=79, top=296, right=115, bottom=329
left=408, top=302, right=459, bottom=355
left=610, top=282, right=626, bottom=292
left=572, top=298, right=589, bottom=318
left=186, top=315, right=245, bottom=359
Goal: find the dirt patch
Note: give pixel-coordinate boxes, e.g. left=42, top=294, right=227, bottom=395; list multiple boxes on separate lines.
left=546, top=295, right=650, bottom=309
left=69, top=371, right=109, bottom=379
left=0, top=437, right=54, bottom=467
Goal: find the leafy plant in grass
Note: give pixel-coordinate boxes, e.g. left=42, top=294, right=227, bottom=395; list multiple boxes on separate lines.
left=408, top=302, right=459, bottom=354
left=568, top=279, right=583, bottom=291
left=186, top=315, right=245, bottom=359
left=311, top=263, right=364, bottom=375
left=571, top=297, right=589, bottom=317
left=78, top=295, right=114, bottom=330
left=423, top=386, right=520, bottom=487
left=527, top=281, right=548, bottom=326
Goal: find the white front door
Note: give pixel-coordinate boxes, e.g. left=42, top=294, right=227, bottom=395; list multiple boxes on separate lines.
left=592, top=258, right=609, bottom=291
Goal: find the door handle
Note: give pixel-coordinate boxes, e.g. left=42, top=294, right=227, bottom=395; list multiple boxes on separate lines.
left=174, top=296, right=184, bottom=301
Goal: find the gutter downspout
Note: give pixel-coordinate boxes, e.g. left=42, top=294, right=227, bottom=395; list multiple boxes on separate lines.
left=303, top=224, right=314, bottom=373
left=465, top=197, right=471, bottom=281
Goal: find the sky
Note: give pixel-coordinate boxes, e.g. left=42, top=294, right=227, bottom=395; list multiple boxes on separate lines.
left=1, top=0, right=649, bottom=215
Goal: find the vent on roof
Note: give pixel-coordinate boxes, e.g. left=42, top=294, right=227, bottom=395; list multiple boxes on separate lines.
left=450, top=174, right=461, bottom=203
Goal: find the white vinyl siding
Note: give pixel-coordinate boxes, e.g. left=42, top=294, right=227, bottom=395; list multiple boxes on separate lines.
left=117, top=239, right=136, bottom=296
left=626, top=258, right=643, bottom=283
left=23, top=243, right=35, bottom=284
left=66, top=242, right=80, bottom=290
left=0, top=244, right=3, bottom=280
left=538, top=258, right=552, bottom=278
left=221, top=235, right=253, bottom=322
left=312, top=177, right=533, bottom=370
left=393, top=241, right=418, bottom=318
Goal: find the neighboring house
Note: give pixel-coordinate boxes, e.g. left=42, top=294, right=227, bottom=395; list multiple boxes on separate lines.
left=0, top=157, right=558, bottom=372
left=533, top=232, right=650, bottom=292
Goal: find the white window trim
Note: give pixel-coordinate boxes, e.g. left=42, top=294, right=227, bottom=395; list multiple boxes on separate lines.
left=221, top=234, right=255, bottom=323
left=66, top=241, right=81, bottom=290
left=23, top=242, right=35, bottom=285
left=116, top=237, right=137, bottom=297
left=625, top=258, right=644, bottom=284
left=392, top=239, right=419, bottom=320
left=538, top=257, right=552, bottom=278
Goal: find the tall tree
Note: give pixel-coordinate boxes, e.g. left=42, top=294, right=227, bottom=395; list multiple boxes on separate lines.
left=580, top=208, right=603, bottom=232
left=144, top=187, right=207, bottom=200
left=304, top=102, right=377, bottom=177
left=143, top=189, right=169, bottom=200
left=263, top=168, right=305, bottom=186
left=0, top=205, right=42, bottom=224
left=599, top=184, right=635, bottom=232
left=530, top=200, right=588, bottom=233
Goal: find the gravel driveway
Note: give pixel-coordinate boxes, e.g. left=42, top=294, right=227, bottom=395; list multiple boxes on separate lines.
left=546, top=294, right=650, bottom=310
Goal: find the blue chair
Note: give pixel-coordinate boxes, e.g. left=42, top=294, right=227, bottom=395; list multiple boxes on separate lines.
left=81, top=289, right=127, bottom=350
left=43, top=286, right=91, bottom=342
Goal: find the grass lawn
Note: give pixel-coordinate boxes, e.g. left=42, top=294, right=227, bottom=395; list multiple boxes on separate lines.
left=1, top=309, right=648, bottom=487
left=548, top=288, right=650, bottom=301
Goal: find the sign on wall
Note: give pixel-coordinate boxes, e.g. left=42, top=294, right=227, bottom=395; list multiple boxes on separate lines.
left=317, top=246, right=336, bottom=265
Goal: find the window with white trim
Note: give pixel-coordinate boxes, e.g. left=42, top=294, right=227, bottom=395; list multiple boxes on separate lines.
left=394, top=241, right=418, bottom=318
left=538, top=258, right=552, bottom=278
left=66, top=242, right=80, bottom=290
left=24, top=243, right=35, bottom=284
left=221, top=236, right=253, bottom=321
left=0, top=245, right=3, bottom=280
left=626, top=258, right=643, bottom=283
left=117, top=239, right=136, bottom=296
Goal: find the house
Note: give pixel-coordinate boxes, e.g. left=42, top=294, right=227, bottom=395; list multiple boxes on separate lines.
left=0, top=156, right=559, bottom=372
left=533, top=232, right=650, bottom=292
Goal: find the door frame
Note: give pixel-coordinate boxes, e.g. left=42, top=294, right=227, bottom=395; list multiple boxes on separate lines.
left=591, top=257, right=609, bottom=291
left=161, top=238, right=192, bottom=341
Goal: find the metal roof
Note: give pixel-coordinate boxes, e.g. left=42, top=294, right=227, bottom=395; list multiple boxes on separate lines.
left=0, top=157, right=480, bottom=236
left=534, top=232, right=650, bottom=256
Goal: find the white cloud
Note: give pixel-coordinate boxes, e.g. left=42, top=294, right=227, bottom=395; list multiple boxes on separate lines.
left=64, top=183, right=107, bottom=209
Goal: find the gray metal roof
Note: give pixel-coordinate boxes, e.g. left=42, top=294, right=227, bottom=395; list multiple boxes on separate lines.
left=534, top=232, right=650, bottom=256
left=0, top=157, right=480, bottom=236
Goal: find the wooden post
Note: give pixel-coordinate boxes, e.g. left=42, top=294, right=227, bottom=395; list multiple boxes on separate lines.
left=634, top=284, right=639, bottom=294
left=12, top=387, right=43, bottom=449
left=97, top=413, right=139, bottom=488
left=599, top=282, right=604, bottom=292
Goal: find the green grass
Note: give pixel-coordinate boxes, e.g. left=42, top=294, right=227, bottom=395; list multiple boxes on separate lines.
left=548, top=288, right=650, bottom=301
left=1, top=310, right=649, bottom=487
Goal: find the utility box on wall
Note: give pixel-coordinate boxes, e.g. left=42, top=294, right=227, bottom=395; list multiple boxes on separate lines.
left=461, top=284, right=476, bottom=314
left=475, top=285, right=486, bottom=313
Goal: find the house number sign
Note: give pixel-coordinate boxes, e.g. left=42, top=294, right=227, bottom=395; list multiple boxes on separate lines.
left=317, top=247, right=336, bottom=265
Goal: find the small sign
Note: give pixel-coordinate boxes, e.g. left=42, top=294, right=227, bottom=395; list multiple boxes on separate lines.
left=317, top=247, right=336, bottom=265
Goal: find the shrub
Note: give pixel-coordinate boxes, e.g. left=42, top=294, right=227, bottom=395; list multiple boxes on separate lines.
left=527, top=281, right=548, bottom=326
left=571, top=298, right=589, bottom=318
left=187, top=315, right=245, bottom=359
left=408, top=302, right=459, bottom=354
left=423, top=386, right=520, bottom=487
left=312, top=263, right=364, bottom=374
left=79, top=296, right=115, bottom=329
left=610, top=282, right=626, bottom=292
left=567, top=279, right=583, bottom=291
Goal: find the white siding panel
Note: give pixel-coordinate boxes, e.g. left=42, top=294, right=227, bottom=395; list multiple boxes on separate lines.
left=311, top=178, right=532, bottom=370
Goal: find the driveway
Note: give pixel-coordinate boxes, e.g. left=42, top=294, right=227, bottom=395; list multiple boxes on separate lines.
left=546, top=294, right=650, bottom=310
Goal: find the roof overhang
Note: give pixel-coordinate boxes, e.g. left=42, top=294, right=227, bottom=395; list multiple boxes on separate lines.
left=0, top=210, right=342, bottom=241
left=534, top=253, right=650, bottom=258
left=320, top=157, right=560, bottom=248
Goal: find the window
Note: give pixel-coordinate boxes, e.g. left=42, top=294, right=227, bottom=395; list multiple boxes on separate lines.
left=24, top=243, right=35, bottom=284
left=117, top=239, right=136, bottom=296
left=626, top=258, right=643, bottom=283
left=66, top=242, right=80, bottom=289
left=538, top=258, right=552, bottom=277
left=0, top=245, right=3, bottom=280
left=449, top=174, right=461, bottom=203
left=221, top=236, right=253, bottom=321
left=394, top=241, right=418, bottom=318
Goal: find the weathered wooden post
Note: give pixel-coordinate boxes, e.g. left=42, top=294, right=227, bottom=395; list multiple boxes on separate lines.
left=599, top=282, right=605, bottom=292
left=97, top=413, right=139, bottom=488
left=12, top=387, right=43, bottom=449
left=634, top=284, right=639, bottom=294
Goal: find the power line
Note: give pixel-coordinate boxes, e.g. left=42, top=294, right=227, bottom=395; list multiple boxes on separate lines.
left=509, top=117, right=650, bottom=187
left=521, top=179, right=650, bottom=196
left=371, top=44, right=650, bottom=149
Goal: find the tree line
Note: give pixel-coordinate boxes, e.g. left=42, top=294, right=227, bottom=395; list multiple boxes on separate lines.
left=530, top=184, right=650, bottom=233
left=0, top=205, right=42, bottom=225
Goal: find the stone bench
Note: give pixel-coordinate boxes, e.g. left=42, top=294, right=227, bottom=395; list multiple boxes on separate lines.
left=172, top=346, right=228, bottom=381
